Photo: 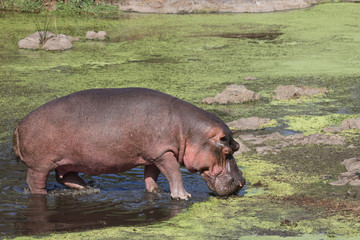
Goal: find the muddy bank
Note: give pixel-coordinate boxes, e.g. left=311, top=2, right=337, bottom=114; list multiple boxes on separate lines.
left=118, top=0, right=316, bottom=13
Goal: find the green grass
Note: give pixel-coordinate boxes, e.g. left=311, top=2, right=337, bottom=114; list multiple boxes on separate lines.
left=0, top=0, right=119, bottom=15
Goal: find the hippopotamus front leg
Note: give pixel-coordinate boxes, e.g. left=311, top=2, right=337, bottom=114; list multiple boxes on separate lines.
left=154, top=152, right=192, bottom=200
left=144, top=165, right=161, bottom=193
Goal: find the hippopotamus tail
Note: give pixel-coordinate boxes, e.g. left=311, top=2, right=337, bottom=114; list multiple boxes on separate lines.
left=13, top=127, right=22, bottom=163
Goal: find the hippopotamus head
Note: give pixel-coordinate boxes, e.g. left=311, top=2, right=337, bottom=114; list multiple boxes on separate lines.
left=184, top=124, right=246, bottom=196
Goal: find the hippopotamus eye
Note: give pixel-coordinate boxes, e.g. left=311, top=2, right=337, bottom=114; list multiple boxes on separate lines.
left=220, top=136, right=227, bottom=142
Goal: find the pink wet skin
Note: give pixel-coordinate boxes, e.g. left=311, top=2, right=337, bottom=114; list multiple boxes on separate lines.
left=13, top=88, right=245, bottom=200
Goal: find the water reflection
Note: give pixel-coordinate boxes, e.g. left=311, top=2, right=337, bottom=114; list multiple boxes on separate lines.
left=0, top=160, right=212, bottom=238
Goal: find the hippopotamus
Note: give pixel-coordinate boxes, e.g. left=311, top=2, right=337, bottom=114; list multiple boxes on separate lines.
left=13, top=88, right=245, bottom=200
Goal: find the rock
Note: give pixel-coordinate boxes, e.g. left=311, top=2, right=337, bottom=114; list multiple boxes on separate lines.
left=202, top=85, right=261, bottom=104
left=18, top=31, right=79, bottom=51
left=339, top=117, right=360, bottom=131
left=86, top=31, right=97, bottom=40
left=239, top=132, right=345, bottom=155
left=86, top=31, right=108, bottom=40
left=227, top=117, right=271, bottom=130
left=61, top=34, right=80, bottom=42
left=256, top=146, right=281, bottom=155
left=273, top=85, right=327, bottom=100
left=28, top=31, right=56, bottom=40
left=18, top=37, right=40, bottom=49
left=322, top=126, right=340, bottom=133
left=322, top=117, right=360, bottom=133
left=342, top=158, right=360, bottom=172
left=18, top=31, right=56, bottom=50
left=330, top=158, right=360, bottom=187
left=119, top=0, right=313, bottom=14
left=349, top=179, right=360, bottom=186
left=42, top=35, right=73, bottom=51
left=329, top=179, right=350, bottom=186
left=97, top=31, right=108, bottom=40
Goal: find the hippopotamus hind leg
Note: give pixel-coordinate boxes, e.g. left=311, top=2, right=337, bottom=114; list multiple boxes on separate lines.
left=55, top=170, right=87, bottom=190
left=144, top=165, right=161, bottom=193
left=27, top=168, right=49, bottom=194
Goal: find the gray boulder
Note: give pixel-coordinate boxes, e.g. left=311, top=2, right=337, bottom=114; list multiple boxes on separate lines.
left=18, top=31, right=79, bottom=51
left=330, top=158, right=360, bottom=186
left=323, top=117, right=360, bottom=133
left=274, top=85, right=327, bottom=100
left=18, top=37, right=40, bottom=50
left=86, top=31, right=108, bottom=40
left=227, top=117, right=271, bottom=130
left=202, top=85, right=261, bottom=104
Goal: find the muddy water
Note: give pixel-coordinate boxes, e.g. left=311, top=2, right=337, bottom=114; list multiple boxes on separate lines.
left=0, top=142, right=234, bottom=238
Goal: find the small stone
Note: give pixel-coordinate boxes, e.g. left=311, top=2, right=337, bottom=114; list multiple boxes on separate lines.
left=97, top=31, right=108, bottom=40
left=86, top=31, right=97, bottom=40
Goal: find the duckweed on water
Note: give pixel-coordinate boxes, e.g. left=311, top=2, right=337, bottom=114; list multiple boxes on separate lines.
left=3, top=2, right=360, bottom=239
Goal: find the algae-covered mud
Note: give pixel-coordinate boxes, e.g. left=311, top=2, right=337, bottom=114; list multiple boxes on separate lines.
left=1, top=2, right=360, bottom=239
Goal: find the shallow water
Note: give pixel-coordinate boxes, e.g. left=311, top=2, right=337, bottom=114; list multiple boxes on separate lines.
left=0, top=151, right=228, bottom=237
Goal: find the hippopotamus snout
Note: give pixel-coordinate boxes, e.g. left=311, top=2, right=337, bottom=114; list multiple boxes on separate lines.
left=201, top=157, right=245, bottom=196
left=213, top=159, right=245, bottom=196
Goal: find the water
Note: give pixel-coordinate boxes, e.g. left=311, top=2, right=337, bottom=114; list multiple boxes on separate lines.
left=0, top=150, right=218, bottom=238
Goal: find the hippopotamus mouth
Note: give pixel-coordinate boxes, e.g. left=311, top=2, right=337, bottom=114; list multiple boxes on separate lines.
left=200, top=158, right=245, bottom=196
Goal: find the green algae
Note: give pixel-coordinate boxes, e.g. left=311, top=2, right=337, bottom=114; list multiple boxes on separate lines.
left=3, top=2, right=360, bottom=239
left=259, top=119, right=279, bottom=129
left=283, top=114, right=360, bottom=135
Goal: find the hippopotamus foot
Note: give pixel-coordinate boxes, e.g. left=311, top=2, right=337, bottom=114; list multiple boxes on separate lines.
left=155, top=152, right=192, bottom=200
left=144, top=165, right=161, bottom=193
left=27, top=168, right=49, bottom=194
left=55, top=171, right=87, bottom=190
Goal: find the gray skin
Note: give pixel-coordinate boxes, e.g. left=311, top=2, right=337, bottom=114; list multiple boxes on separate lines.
left=13, top=88, right=245, bottom=200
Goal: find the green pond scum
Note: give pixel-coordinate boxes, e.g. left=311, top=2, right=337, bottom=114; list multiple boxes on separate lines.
left=2, top=2, right=360, bottom=239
